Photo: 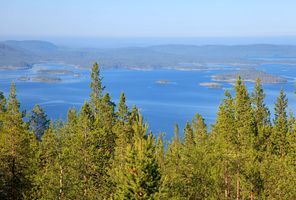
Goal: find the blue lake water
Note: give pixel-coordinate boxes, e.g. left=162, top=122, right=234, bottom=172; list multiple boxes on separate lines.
left=0, top=63, right=295, bottom=139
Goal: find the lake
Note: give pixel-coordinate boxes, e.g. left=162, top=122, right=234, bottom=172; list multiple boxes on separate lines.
left=0, top=63, right=295, bottom=139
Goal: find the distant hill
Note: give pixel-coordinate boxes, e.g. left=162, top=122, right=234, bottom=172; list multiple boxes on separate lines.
left=3, top=40, right=58, bottom=54
left=1, top=40, right=296, bottom=69
left=0, top=43, right=36, bottom=69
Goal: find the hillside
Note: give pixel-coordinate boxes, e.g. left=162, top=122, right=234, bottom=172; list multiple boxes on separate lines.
left=2, top=40, right=296, bottom=69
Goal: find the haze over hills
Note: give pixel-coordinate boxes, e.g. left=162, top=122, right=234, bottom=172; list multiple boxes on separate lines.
left=2, top=40, right=296, bottom=70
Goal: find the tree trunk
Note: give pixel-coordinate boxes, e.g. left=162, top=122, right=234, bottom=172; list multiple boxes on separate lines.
left=11, top=157, right=17, bottom=200
left=59, top=165, right=64, bottom=200
left=84, top=129, right=88, bottom=197
left=224, top=166, right=229, bottom=199
left=250, top=190, right=254, bottom=200
left=236, top=172, right=240, bottom=200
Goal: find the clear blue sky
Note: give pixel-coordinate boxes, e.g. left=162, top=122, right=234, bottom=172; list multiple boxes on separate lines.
left=1, top=0, right=296, bottom=38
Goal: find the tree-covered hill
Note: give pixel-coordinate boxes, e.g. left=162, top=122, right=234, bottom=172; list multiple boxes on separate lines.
left=2, top=40, right=296, bottom=69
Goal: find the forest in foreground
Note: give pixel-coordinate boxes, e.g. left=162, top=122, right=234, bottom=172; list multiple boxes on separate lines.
left=0, top=63, right=295, bottom=200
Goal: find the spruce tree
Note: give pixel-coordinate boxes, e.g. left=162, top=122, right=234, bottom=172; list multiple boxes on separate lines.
left=251, top=78, right=271, bottom=152
left=29, top=104, right=50, bottom=140
left=250, top=79, right=270, bottom=198
left=90, top=62, right=105, bottom=117
left=270, top=89, right=289, bottom=156
left=118, top=92, right=129, bottom=122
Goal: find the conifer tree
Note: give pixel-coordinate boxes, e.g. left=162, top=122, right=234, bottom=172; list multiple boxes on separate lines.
left=234, top=76, right=257, bottom=200
left=113, top=113, right=161, bottom=199
left=72, top=102, right=100, bottom=199
left=251, top=78, right=271, bottom=152
left=250, top=79, right=270, bottom=198
left=90, top=62, right=105, bottom=117
left=192, top=112, right=207, bottom=143
left=29, top=104, right=50, bottom=140
left=0, top=82, right=37, bottom=199
left=117, top=92, right=129, bottom=122
left=270, top=89, right=289, bottom=156
left=88, top=62, right=117, bottom=197
left=0, top=90, right=6, bottom=129
left=33, top=122, right=61, bottom=199
left=0, top=90, right=6, bottom=112
left=212, top=90, right=236, bottom=199
left=183, top=122, right=195, bottom=147
left=156, top=134, right=165, bottom=170
left=113, top=92, right=133, bottom=150
left=164, top=124, right=184, bottom=199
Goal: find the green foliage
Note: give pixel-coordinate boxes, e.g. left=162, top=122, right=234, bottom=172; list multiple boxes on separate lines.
left=29, top=104, right=50, bottom=140
left=0, top=83, right=37, bottom=199
left=90, top=62, right=105, bottom=116
left=0, top=64, right=295, bottom=200
left=112, top=113, right=162, bottom=199
left=270, top=89, right=289, bottom=156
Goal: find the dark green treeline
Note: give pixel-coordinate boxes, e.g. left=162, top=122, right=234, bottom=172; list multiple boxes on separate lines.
left=0, top=63, right=295, bottom=200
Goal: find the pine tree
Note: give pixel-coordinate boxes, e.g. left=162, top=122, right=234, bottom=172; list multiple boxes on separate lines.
left=88, top=62, right=117, bottom=197
left=118, top=92, right=129, bottom=122
left=29, top=104, right=50, bottom=140
left=234, top=76, right=257, bottom=148
left=113, top=113, right=161, bottom=199
left=113, top=92, right=133, bottom=151
left=163, top=124, right=184, bottom=199
left=156, top=134, right=165, bottom=170
left=250, top=78, right=270, bottom=198
left=33, top=122, right=61, bottom=199
left=72, top=102, right=100, bottom=199
left=183, top=122, right=195, bottom=147
left=0, top=82, right=37, bottom=199
left=192, top=112, right=207, bottom=143
left=234, top=76, right=257, bottom=200
left=259, top=91, right=295, bottom=199
left=212, top=90, right=236, bottom=199
left=0, top=90, right=6, bottom=129
left=251, top=78, right=271, bottom=152
left=0, top=90, right=6, bottom=112
left=90, top=62, right=105, bottom=117
left=270, top=89, right=289, bottom=156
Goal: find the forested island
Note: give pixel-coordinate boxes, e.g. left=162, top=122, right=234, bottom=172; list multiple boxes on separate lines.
left=213, top=70, right=287, bottom=84
left=0, top=63, right=295, bottom=199
left=155, top=80, right=171, bottom=84
left=17, top=69, right=80, bottom=83
left=199, top=82, right=222, bottom=88
left=18, top=76, right=62, bottom=83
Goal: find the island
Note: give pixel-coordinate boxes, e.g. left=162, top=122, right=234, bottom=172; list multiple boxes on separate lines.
left=212, top=70, right=287, bottom=84
left=31, top=76, right=62, bottom=83
left=36, top=69, right=74, bottom=75
left=18, top=76, right=30, bottom=81
left=74, top=73, right=82, bottom=77
left=199, top=82, right=222, bottom=89
left=156, top=80, right=171, bottom=85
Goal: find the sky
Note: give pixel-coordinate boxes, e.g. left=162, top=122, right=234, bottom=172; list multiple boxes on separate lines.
left=1, top=0, right=296, bottom=43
